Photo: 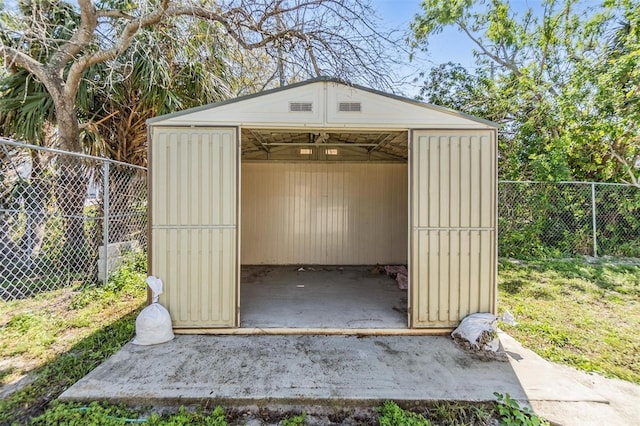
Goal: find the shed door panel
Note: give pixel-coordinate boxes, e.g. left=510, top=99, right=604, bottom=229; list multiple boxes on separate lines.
left=151, top=127, right=237, bottom=327
left=410, top=130, right=496, bottom=328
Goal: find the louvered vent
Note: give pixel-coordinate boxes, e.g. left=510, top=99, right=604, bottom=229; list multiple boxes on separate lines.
left=338, top=102, right=362, bottom=112
left=289, top=102, right=313, bottom=112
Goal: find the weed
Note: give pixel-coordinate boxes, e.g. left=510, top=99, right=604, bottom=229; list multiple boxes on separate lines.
left=494, top=393, right=549, bottom=426
left=31, top=401, right=141, bottom=425
left=147, top=406, right=227, bottom=425
left=378, top=401, right=431, bottom=426
left=5, top=312, right=39, bottom=333
left=428, top=402, right=493, bottom=425
left=0, top=310, right=139, bottom=424
left=281, top=412, right=306, bottom=426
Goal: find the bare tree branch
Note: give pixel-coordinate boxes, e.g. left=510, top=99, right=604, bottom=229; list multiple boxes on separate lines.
left=610, top=147, right=640, bottom=188
left=96, top=10, right=136, bottom=20
left=455, top=18, right=560, bottom=99
left=48, top=0, right=98, bottom=72
left=65, top=1, right=172, bottom=96
left=0, top=44, right=46, bottom=79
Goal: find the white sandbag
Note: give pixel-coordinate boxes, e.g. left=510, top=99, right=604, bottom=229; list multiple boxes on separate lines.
left=451, top=312, right=517, bottom=361
left=452, top=312, right=500, bottom=352
left=132, top=276, right=174, bottom=345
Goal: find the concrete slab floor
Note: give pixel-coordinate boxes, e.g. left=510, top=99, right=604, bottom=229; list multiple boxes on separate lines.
left=61, top=334, right=525, bottom=406
left=59, top=331, right=640, bottom=425
left=240, top=266, right=407, bottom=329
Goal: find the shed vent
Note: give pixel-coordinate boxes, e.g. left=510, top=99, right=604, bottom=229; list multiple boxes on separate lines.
left=338, top=102, right=362, bottom=112
left=289, top=102, right=313, bottom=112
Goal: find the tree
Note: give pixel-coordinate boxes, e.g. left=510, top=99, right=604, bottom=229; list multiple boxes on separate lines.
left=83, top=20, right=236, bottom=243
left=82, top=19, right=234, bottom=165
left=1, top=0, right=398, bottom=264
left=415, top=62, right=524, bottom=178
left=595, top=2, right=640, bottom=187
left=412, top=0, right=640, bottom=183
left=0, top=3, right=66, bottom=262
left=0, top=3, right=235, bottom=268
left=1, top=0, right=395, bottom=154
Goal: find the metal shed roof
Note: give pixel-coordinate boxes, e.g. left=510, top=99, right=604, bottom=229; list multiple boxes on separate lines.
left=148, top=77, right=498, bottom=130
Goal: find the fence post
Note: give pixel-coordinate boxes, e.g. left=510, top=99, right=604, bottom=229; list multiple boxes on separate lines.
left=591, top=182, right=598, bottom=257
left=102, top=161, right=110, bottom=283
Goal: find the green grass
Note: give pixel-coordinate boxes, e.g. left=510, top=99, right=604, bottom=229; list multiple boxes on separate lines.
left=378, top=401, right=432, bottom=425
left=23, top=400, right=505, bottom=425
left=498, top=257, right=640, bottom=383
left=30, top=402, right=229, bottom=425
left=0, top=252, right=147, bottom=424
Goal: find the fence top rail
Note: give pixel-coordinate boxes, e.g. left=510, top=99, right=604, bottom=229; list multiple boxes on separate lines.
left=499, top=179, right=636, bottom=187
left=1, top=137, right=147, bottom=171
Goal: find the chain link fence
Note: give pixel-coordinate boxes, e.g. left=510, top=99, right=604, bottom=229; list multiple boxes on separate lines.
left=1, top=138, right=147, bottom=301
left=499, top=181, right=640, bottom=258
left=3, top=140, right=639, bottom=299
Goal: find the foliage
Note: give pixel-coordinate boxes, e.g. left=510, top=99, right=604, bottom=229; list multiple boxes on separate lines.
left=24, top=401, right=502, bottom=425
left=146, top=406, right=228, bottom=426
left=412, top=0, right=640, bottom=184
left=0, top=1, right=81, bottom=146
left=417, top=62, right=492, bottom=115
left=498, top=257, right=640, bottom=383
left=498, top=182, right=640, bottom=258
left=494, top=393, right=549, bottom=426
left=0, top=4, right=234, bottom=164
left=378, top=401, right=432, bottom=426
left=29, top=403, right=230, bottom=425
left=79, top=19, right=235, bottom=166
left=0, top=70, right=55, bottom=144
left=281, top=412, right=306, bottom=426
left=31, top=401, right=142, bottom=426
left=424, top=402, right=493, bottom=425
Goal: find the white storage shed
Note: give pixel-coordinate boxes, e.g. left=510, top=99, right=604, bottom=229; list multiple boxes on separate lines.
left=147, top=77, right=498, bottom=333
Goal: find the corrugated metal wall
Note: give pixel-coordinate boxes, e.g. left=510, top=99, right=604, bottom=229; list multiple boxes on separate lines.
left=410, top=130, right=496, bottom=328
left=151, top=127, right=238, bottom=327
left=241, top=162, right=407, bottom=265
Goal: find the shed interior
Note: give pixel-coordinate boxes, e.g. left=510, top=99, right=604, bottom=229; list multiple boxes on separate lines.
left=240, top=128, right=410, bottom=329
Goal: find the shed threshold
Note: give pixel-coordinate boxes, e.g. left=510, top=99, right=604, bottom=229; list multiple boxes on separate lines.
left=173, top=328, right=453, bottom=336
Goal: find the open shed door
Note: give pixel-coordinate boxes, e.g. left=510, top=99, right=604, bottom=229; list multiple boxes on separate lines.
left=410, top=130, right=496, bottom=328
left=150, top=127, right=238, bottom=328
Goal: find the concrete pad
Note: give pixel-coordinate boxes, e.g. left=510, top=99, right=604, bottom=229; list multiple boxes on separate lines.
left=61, top=335, right=531, bottom=406
left=499, top=332, right=607, bottom=403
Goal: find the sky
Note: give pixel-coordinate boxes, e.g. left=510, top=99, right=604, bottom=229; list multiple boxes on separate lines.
left=373, top=0, right=483, bottom=96
left=375, top=0, right=477, bottom=67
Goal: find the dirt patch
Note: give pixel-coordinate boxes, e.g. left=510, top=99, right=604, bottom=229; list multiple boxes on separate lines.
left=0, top=355, right=40, bottom=399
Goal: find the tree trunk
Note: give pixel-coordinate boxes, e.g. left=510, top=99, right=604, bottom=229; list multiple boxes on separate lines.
left=54, top=102, right=90, bottom=273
